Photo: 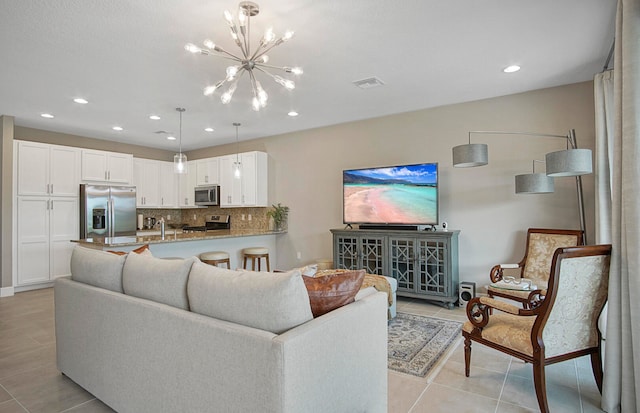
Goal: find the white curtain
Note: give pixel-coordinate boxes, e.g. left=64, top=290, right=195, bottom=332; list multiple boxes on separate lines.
left=598, top=1, right=640, bottom=412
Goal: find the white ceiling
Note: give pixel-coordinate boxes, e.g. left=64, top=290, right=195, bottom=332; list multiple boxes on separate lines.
left=0, top=0, right=615, bottom=151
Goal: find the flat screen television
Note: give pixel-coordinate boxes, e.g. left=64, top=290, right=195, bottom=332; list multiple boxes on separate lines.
left=343, top=162, right=438, bottom=227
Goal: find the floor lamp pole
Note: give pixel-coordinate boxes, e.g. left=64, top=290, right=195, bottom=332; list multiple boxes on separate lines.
left=570, top=129, right=588, bottom=244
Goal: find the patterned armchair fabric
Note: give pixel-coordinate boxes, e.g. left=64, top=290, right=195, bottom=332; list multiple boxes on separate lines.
left=487, top=229, right=584, bottom=307
left=463, top=244, right=611, bottom=413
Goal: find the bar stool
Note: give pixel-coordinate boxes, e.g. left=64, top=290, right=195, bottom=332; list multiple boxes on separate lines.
left=199, top=251, right=231, bottom=269
left=242, top=247, right=270, bottom=272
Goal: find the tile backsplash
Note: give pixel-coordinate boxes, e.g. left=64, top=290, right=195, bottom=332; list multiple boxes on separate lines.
left=137, top=206, right=272, bottom=231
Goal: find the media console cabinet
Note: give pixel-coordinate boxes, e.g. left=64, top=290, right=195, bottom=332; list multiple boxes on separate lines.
left=331, top=228, right=459, bottom=308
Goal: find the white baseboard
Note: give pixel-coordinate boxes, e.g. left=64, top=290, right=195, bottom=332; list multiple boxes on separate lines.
left=0, top=286, right=15, bottom=297
left=14, top=281, right=54, bottom=293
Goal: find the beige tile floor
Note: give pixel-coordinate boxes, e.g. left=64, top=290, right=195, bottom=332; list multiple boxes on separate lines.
left=0, top=289, right=604, bottom=413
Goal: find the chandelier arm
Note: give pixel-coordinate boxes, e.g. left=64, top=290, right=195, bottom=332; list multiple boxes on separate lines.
left=208, top=48, right=246, bottom=63
left=254, top=63, right=291, bottom=72
left=252, top=41, right=285, bottom=61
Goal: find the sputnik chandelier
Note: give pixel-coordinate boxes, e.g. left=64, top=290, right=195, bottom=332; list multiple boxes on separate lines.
left=185, top=1, right=303, bottom=111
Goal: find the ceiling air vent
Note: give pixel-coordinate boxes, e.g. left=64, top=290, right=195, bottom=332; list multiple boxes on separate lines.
left=352, top=77, right=385, bottom=89
left=153, top=130, right=169, bottom=134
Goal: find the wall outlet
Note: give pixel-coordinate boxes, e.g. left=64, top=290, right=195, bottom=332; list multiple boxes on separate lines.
left=167, top=214, right=171, bottom=221
left=193, top=214, right=196, bottom=221
left=296, top=251, right=302, bottom=260
left=248, top=214, right=252, bottom=221
left=241, top=214, right=245, bottom=220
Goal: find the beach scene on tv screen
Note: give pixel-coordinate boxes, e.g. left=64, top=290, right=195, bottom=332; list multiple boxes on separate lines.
left=343, top=163, right=438, bottom=224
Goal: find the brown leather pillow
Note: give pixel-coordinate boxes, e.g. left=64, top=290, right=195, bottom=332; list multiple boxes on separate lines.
left=303, top=269, right=365, bottom=317
left=107, top=244, right=150, bottom=256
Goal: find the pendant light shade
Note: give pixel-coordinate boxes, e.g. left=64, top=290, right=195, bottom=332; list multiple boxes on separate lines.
left=452, top=143, right=488, bottom=167
left=515, top=173, right=555, bottom=194
left=174, top=107, right=188, bottom=174
left=174, top=152, right=187, bottom=174
left=545, top=148, right=592, bottom=177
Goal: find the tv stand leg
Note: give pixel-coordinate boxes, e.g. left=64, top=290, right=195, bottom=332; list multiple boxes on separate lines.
left=345, top=224, right=353, bottom=229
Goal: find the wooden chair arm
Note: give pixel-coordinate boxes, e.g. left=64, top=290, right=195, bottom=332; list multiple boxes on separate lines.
left=466, top=296, right=540, bottom=330
left=489, top=265, right=503, bottom=282
left=526, top=289, right=547, bottom=309
left=489, top=263, right=524, bottom=282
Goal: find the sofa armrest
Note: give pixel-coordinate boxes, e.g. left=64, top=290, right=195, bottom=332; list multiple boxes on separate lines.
left=274, top=291, right=388, bottom=413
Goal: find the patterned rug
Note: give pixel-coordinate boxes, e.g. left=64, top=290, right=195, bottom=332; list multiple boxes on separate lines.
left=388, top=312, right=462, bottom=378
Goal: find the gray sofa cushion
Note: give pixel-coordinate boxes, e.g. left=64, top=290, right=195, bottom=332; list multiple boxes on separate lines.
left=70, top=246, right=127, bottom=293
left=187, top=261, right=313, bottom=334
left=123, top=253, right=196, bottom=310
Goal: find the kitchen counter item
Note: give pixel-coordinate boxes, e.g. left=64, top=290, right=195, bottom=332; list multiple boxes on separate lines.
left=143, top=217, right=156, bottom=230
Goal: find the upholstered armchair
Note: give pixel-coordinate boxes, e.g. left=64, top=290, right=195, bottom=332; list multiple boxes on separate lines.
left=487, top=228, right=584, bottom=308
left=463, top=244, right=611, bottom=413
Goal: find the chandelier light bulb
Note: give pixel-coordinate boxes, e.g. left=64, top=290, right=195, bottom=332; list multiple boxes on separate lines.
left=221, top=83, right=237, bottom=104
left=224, top=10, right=234, bottom=24
left=238, top=9, right=247, bottom=26
left=257, top=55, right=269, bottom=64
left=204, top=39, right=215, bottom=49
left=252, top=97, right=261, bottom=111
left=185, top=43, right=201, bottom=54
left=282, top=31, right=294, bottom=41
left=285, top=66, right=303, bottom=75
left=226, top=65, right=239, bottom=80
left=263, top=27, right=275, bottom=43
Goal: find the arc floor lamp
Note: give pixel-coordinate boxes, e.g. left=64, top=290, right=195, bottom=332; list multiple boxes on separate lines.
left=452, top=129, right=592, bottom=244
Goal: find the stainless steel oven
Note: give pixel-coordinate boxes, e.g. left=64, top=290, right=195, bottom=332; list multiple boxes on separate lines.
left=194, top=185, right=219, bottom=206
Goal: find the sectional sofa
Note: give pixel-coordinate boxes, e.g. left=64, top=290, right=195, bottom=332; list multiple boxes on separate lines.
left=54, top=246, right=388, bottom=413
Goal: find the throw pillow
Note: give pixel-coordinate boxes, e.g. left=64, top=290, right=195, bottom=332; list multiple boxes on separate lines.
left=107, top=244, right=151, bottom=256
left=122, top=253, right=197, bottom=310
left=70, top=245, right=127, bottom=293
left=187, top=262, right=313, bottom=334
left=303, top=269, right=365, bottom=317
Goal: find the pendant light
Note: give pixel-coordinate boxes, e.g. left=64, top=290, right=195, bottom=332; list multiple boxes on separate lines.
left=173, top=107, right=188, bottom=174
left=233, top=122, right=241, bottom=178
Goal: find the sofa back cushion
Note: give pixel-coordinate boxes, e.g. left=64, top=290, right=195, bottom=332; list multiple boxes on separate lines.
left=70, top=246, right=127, bottom=293
left=123, top=253, right=196, bottom=310
left=187, top=262, right=313, bottom=334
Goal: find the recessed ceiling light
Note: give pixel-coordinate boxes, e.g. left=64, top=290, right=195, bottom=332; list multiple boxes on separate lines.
left=40, top=113, right=54, bottom=119
left=167, top=136, right=176, bottom=140
left=288, top=111, right=299, bottom=117
left=204, top=127, right=214, bottom=132
left=112, top=126, right=123, bottom=131
left=503, top=65, right=521, bottom=73
left=73, top=98, right=88, bottom=104
left=149, top=115, right=161, bottom=120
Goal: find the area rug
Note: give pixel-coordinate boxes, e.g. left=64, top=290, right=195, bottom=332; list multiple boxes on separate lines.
left=388, top=312, right=462, bottom=378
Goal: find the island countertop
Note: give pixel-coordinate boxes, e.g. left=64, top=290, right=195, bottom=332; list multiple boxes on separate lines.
left=73, top=228, right=286, bottom=248
left=72, top=228, right=283, bottom=268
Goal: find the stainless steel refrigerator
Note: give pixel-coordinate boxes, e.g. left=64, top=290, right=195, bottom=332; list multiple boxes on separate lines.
left=80, top=184, right=137, bottom=238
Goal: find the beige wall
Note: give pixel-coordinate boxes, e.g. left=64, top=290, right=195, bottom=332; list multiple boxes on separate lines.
left=190, top=81, right=596, bottom=287
left=2, top=80, right=595, bottom=291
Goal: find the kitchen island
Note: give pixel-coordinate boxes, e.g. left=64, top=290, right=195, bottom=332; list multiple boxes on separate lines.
left=73, top=229, right=285, bottom=270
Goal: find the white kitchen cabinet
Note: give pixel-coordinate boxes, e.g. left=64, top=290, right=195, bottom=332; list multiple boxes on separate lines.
left=195, top=158, right=219, bottom=186
left=133, top=159, right=177, bottom=208
left=17, top=141, right=79, bottom=197
left=158, top=162, right=177, bottom=207
left=16, top=196, right=78, bottom=286
left=178, top=160, right=198, bottom=207
left=133, top=158, right=160, bottom=207
left=81, top=149, right=132, bottom=184
left=219, top=151, right=268, bottom=207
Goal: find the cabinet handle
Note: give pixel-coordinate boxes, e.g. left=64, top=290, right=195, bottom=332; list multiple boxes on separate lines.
left=105, top=171, right=108, bottom=180
left=185, top=197, right=188, bottom=204
left=108, top=171, right=111, bottom=180
left=50, top=184, right=53, bottom=194
left=205, top=175, right=208, bottom=183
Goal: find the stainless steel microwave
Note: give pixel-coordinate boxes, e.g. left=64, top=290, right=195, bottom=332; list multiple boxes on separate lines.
left=194, top=185, right=219, bottom=206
